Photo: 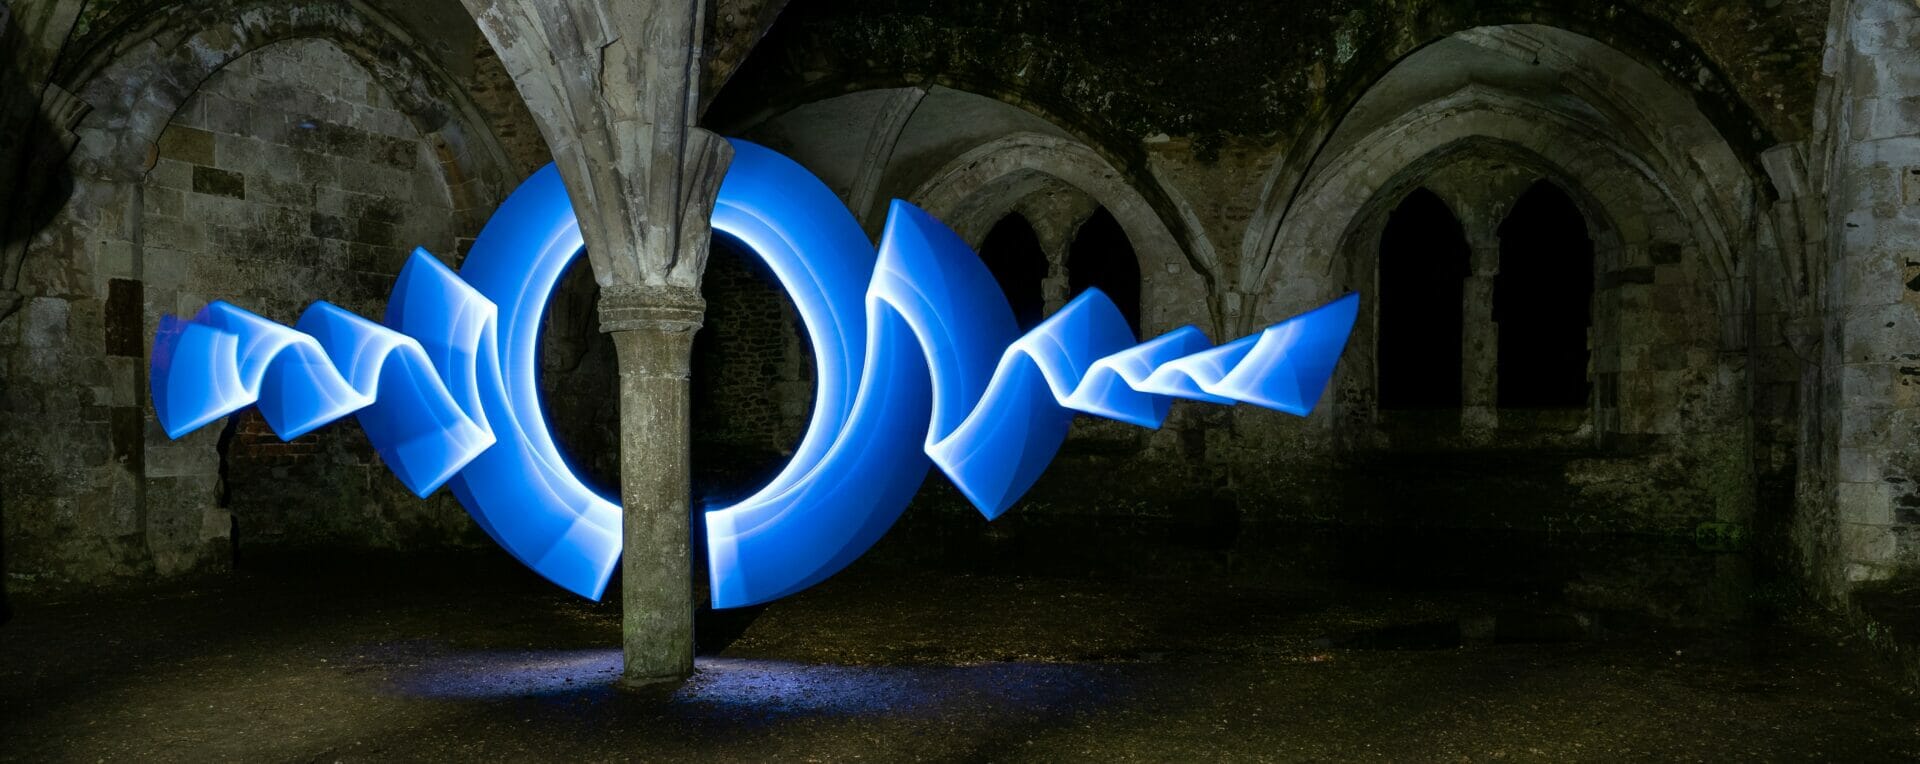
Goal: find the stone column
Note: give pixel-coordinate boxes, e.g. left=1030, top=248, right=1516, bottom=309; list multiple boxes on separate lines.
left=1017, top=192, right=1099, bottom=318
left=461, top=0, right=733, bottom=689
left=599, top=285, right=705, bottom=688
left=1460, top=228, right=1501, bottom=441
left=1040, top=245, right=1073, bottom=317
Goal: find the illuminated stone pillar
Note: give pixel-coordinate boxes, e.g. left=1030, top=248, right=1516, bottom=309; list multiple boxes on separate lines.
left=461, top=0, right=733, bottom=689
left=599, top=286, right=705, bottom=688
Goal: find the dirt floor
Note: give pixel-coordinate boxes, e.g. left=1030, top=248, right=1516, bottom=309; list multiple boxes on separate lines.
left=4, top=547, right=1919, bottom=762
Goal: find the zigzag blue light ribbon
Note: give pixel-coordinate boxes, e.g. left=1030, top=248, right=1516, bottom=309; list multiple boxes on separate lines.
left=151, top=139, right=1359, bottom=608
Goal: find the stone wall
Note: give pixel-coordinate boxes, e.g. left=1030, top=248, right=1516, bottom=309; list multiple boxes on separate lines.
left=1799, top=0, right=1920, bottom=590
left=0, top=1, right=517, bottom=591
left=6, top=0, right=1919, bottom=610
left=469, top=44, right=551, bottom=180
left=689, top=240, right=813, bottom=501
left=720, top=21, right=1765, bottom=562
left=142, top=39, right=478, bottom=552
left=540, top=261, right=622, bottom=498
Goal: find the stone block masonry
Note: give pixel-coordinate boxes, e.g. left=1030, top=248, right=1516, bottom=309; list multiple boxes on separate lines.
left=0, top=34, right=491, bottom=591
left=140, top=39, right=478, bottom=553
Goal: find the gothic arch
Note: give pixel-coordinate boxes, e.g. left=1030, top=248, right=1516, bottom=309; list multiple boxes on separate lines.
left=1248, top=25, right=1756, bottom=351
left=1256, top=84, right=1740, bottom=348
left=733, top=85, right=1224, bottom=335
left=908, top=131, right=1209, bottom=335
left=60, top=0, right=513, bottom=231
left=16, top=0, right=522, bottom=576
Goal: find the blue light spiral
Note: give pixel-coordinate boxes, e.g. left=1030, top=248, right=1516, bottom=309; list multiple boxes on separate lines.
left=151, top=139, right=1359, bottom=608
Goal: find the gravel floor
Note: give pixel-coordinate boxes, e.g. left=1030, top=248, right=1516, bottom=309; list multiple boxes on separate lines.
left=4, top=550, right=1917, bottom=761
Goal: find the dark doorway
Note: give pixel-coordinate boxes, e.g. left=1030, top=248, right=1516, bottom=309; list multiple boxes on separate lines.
left=1066, top=207, right=1142, bottom=337
left=1377, top=188, right=1470, bottom=410
left=1494, top=181, right=1595, bottom=409
left=978, top=214, right=1049, bottom=331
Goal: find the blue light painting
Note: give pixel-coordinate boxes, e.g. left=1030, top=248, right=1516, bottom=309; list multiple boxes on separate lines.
left=150, top=139, right=1359, bottom=608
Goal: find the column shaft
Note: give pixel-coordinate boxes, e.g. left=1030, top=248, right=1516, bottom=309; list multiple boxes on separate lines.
left=601, top=287, right=705, bottom=688
left=1461, top=233, right=1501, bottom=440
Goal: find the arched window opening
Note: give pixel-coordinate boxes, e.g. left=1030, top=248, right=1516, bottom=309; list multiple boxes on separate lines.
left=1377, top=188, right=1470, bottom=410
left=978, top=214, right=1049, bottom=331
left=1494, top=180, right=1595, bottom=409
left=1066, top=207, right=1142, bottom=337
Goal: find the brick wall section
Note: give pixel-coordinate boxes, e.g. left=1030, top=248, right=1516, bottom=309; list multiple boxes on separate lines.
left=141, top=39, right=478, bottom=551
left=1822, top=0, right=1920, bottom=584
left=540, top=260, right=621, bottom=495
left=469, top=45, right=551, bottom=180
left=692, top=240, right=812, bottom=458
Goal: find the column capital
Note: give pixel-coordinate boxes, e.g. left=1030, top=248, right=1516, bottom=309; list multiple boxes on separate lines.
left=597, top=284, right=705, bottom=335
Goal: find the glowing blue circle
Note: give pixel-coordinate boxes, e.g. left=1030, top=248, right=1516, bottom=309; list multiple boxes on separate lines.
left=150, top=139, right=1360, bottom=609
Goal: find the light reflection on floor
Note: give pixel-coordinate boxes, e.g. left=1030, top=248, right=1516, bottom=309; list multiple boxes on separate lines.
left=391, top=647, right=1120, bottom=718
left=390, top=647, right=623, bottom=700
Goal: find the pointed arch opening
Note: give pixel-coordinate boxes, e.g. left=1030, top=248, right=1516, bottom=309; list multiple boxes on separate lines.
left=1066, top=207, right=1142, bottom=337
left=978, top=213, right=1049, bottom=331
left=1377, top=188, right=1471, bottom=411
left=1494, top=180, right=1595, bottom=409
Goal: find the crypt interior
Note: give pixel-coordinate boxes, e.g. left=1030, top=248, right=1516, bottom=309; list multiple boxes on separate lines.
left=4, top=0, right=1920, bottom=758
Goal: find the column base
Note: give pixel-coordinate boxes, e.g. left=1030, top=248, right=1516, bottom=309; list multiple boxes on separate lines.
left=617, top=671, right=690, bottom=696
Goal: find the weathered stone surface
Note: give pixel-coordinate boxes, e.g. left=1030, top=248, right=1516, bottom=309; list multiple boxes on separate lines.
left=0, top=2, right=520, bottom=592
left=2, top=0, right=1917, bottom=645
left=601, top=286, right=706, bottom=687
left=460, top=0, right=733, bottom=687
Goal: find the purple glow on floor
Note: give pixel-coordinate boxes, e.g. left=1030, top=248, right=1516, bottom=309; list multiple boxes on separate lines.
left=388, top=649, right=1121, bottom=718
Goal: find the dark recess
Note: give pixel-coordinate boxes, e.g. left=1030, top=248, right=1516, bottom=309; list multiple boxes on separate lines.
left=1495, top=180, right=1595, bottom=409
left=1067, top=207, right=1142, bottom=337
left=978, top=214, right=1049, bottom=331
left=1377, top=188, right=1469, bottom=410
